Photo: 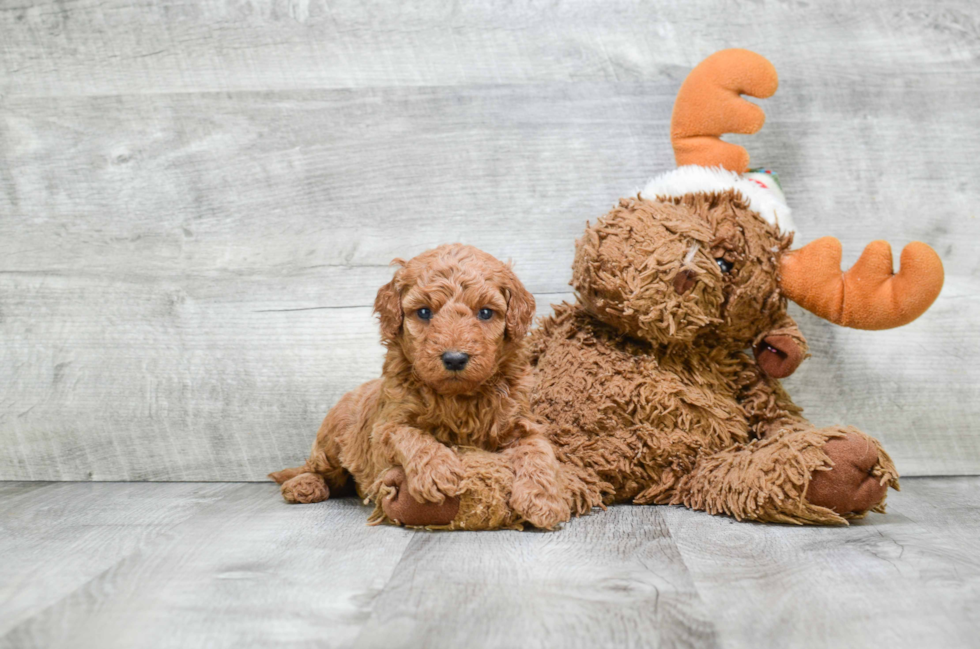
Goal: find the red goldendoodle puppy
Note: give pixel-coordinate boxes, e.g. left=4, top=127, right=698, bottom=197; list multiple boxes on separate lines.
left=269, top=244, right=570, bottom=530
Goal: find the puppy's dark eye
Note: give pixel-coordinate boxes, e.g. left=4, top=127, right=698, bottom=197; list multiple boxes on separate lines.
left=715, top=258, right=734, bottom=274
left=416, top=307, right=433, bottom=321
left=477, top=307, right=494, bottom=321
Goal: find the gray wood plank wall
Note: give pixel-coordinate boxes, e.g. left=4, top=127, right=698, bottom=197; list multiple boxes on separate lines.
left=1, top=0, right=978, bottom=481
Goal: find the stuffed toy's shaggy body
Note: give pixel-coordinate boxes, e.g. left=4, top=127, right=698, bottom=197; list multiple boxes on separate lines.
left=270, top=244, right=570, bottom=530
left=529, top=187, right=894, bottom=524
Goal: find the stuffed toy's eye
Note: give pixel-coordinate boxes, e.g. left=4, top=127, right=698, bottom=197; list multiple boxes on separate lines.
left=715, top=258, right=734, bottom=274
left=477, top=307, right=494, bottom=321
left=416, top=307, right=433, bottom=321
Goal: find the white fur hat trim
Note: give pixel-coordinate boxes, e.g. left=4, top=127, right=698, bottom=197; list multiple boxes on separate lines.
left=640, top=166, right=796, bottom=234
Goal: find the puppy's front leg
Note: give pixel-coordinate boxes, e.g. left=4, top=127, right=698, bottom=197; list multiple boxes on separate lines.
left=375, top=423, right=464, bottom=504
left=504, top=421, right=571, bottom=530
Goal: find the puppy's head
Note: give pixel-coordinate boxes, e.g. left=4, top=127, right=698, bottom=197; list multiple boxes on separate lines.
left=374, top=244, right=535, bottom=395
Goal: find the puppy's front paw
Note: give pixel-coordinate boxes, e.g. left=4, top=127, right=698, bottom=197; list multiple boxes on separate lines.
left=404, top=445, right=464, bottom=504
left=510, top=479, right=571, bottom=530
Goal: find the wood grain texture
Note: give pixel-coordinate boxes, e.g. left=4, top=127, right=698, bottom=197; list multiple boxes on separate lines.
left=354, top=506, right=717, bottom=649
left=1, top=478, right=978, bottom=648
left=3, top=1, right=979, bottom=96
left=661, top=476, right=980, bottom=649
left=0, top=482, right=234, bottom=636
left=0, top=483, right=415, bottom=649
left=1, top=0, right=978, bottom=480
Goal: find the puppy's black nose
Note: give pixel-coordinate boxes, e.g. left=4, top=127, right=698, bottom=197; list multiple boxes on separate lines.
left=441, top=351, right=470, bottom=371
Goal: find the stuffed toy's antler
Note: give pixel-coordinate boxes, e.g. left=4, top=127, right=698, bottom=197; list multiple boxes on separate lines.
left=667, top=48, right=945, bottom=329
left=670, top=49, right=779, bottom=173
left=780, top=238, right=944, bottom=330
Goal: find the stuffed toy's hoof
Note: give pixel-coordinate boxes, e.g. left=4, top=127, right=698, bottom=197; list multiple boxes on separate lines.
left=380, top=467, right=459, bottom=527
left=280, top=473, right=330, bottom=504
left=806, top=433, right=889, bottom=515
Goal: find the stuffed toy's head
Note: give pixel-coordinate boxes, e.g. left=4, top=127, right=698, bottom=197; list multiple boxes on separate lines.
left=572, top=49, right=944, bottom=371
left=374, top=243, right=535, bottom=395
left=573, top=187, right=791, bottom=348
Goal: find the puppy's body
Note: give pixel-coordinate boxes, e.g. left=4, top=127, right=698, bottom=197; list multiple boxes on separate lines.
left=271, top=244, right=569, bottom=530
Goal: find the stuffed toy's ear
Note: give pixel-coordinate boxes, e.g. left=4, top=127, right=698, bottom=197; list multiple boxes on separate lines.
left=374, top=277, right=403, bottom=342
left=503, top=269, right=535, bottom=341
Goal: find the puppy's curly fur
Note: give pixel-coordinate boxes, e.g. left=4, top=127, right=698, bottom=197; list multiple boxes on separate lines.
left=270, top=244, right=570, bottom=530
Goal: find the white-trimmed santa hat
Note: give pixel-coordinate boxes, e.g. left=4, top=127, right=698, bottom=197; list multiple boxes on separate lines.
left=642, top=165, right=795, bottom=234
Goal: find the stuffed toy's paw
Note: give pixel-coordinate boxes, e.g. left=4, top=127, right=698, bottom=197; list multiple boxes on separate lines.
left=753, top=333, right=805, bottom=379
left=380, top=467, right=460, bottom=527
left=806, top=432, right=897, bottom=516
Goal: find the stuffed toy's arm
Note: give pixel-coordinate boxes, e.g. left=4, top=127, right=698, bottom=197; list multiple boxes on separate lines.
left=751, top=312, right=809, bottom=380
left=379, top=414, right=574, bottom=531
left=737, top=316, right=810, bottom=439
left=373, top=448, right=522, bottom=530
left=374, top=418, right=601, bottom=530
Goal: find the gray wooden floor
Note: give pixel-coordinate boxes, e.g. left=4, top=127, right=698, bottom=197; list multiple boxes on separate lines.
left=1, top=477, right=978, bottom=649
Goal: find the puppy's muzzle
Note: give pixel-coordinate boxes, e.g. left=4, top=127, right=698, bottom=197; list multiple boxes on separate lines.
left=441, top=351, right=470, bottom=372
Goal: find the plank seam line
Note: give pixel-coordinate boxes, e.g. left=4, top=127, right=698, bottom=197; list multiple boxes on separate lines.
left=347, top=529, right=421, bottom=647
left=250, top=291, right=575, bottom=313
left=0, top=483, right=242, bottom=641
left=659, top=510, right=725, bottom=647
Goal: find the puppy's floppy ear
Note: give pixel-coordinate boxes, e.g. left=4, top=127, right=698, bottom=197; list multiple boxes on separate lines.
left=502, top=267, right=535, bottom=340
left=374, top=261, right=406, bottom=342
